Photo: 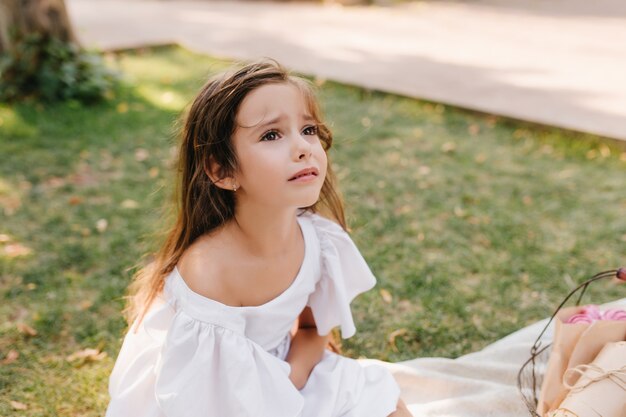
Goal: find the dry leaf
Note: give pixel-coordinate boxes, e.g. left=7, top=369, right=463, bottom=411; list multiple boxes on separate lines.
left=96, top=219, right=108, bottom=233
left=379, top=288, right=393, bottom=304
left=16, top=322, right=37, bottom=337
left=79, top=300, right=93, bottom=311
left=44, top=177, right=66, bottom=188
left=314, top=77, right=326, bottom=87
left=4, top=243, right=32, bottom=257
left=441, top=142, right=456, bottom=153
left=0, top=234, right=10, bottom=243
left=135, top=148, right=149, bottom=162
left=10, top=400, right=27, bottom=410
left=116, top=102, right=129, bottom=113
left=149, top=167, right=160, bottom=178
left=388, top=328, right=409, bottom=352
left=418, top=165, right=431, bottom=176
left=66, top=348, right=107, bottom=363
left=468, top=124, right=480, bottom=136
left=454, top=206, right=466, bottom=218
left=121, top=199, right=139, bottom=209
left=394, top=205, right=411, bottom=215
left=2, top=349, right=19, bottom=365
left=599, top=145, right=611, bottom=158
left=68, top=196, right=83, bottom=206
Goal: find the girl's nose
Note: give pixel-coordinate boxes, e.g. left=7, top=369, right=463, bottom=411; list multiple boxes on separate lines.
left=293, top=131, right=312, bottom=159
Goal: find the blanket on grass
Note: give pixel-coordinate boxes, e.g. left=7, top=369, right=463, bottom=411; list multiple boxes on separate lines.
left=362, top=298, right=626, bottom=417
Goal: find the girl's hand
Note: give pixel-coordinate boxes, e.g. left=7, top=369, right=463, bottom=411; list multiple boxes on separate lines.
left=285, top=308, right=329, bottom=391
left=288, top=364, right=309, bottom=390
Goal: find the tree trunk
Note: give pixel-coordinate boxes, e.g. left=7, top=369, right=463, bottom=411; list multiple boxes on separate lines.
left=0, top=0, right=78, bottom=54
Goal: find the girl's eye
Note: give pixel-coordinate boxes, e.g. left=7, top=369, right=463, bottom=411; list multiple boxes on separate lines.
left=260, top=130, right=280, bottom=142
left=303, top=125, right=318, bottom=136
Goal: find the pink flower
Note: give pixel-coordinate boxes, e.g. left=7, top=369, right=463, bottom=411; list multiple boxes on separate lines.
left=602, top=308, right=626, bottom=321
left=564, top=305, right=626, bottom=323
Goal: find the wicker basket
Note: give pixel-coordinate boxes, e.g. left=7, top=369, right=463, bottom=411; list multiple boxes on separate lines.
left=516, top=268, right=625, bottom=417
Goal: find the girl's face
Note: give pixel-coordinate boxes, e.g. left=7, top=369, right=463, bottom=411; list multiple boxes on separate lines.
left=231, top=82, right=328, bottom=209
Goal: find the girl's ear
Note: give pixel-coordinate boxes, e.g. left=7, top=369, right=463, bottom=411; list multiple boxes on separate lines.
left=204, top=156, right=237, bottom=191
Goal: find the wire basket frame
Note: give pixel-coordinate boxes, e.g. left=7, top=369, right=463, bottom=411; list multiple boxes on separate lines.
left=516, top=267, right=625, bottom=417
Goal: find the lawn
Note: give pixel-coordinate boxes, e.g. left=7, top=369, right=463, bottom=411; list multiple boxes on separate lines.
left=0, top=46, right=624, bottom=416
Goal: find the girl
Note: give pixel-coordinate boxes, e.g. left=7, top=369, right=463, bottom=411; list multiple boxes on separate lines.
left=106, top=59, right=412, bottom=417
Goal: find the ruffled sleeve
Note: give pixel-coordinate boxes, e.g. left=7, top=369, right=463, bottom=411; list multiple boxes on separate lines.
left=106, top=296, right=304, bottom=417
left=306, top=213, right=377, bottom=339
left=153, top=310, right=303, bottom=417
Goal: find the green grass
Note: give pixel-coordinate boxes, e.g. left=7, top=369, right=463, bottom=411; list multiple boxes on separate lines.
left=1, top=45, right=625, bottom=415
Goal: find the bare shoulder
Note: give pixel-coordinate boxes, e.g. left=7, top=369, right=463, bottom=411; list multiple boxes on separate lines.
left=177, top=229, right=240, bottom=306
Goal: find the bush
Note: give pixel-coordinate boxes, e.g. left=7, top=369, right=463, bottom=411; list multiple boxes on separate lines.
left=0, top=33, right=119, bottom=103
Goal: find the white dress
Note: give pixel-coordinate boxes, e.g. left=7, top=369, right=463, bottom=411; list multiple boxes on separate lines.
left=106, top=210, right=401, bottom=417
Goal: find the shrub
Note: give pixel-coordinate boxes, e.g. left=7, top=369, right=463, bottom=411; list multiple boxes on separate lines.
left=0, top=33, right=119, bottom=103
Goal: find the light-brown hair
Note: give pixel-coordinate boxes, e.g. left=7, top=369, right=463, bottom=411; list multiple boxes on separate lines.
left=123, top=59, right=347, bottom=351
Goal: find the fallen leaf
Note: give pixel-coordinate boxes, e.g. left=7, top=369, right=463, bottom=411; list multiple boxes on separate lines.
left=599, top=145, right=611, bottom=158
left=475, top=154, right=487, bottom=164
left=314, top=77, right=326, bottom=87
left=96, top=219, right=108, bottom=233
left=388, top=328, right=409, bottom=352
left=135, top=148, right=149, bottom=162
left=149, top=167, right=160, bottom=178
left=468, top=124, right=480, bottom=136
left=454, top=206, right=466, bottom=218
left=121, top=199, right=139, bottom=209
left=4, top=244, right=32, bottom=257
left=116, top=102, right=129, bottom=113
left=1, top=349, right=19, bottom=365
left=44, top=177, right=66, bottom=188
left=10, top=400, right=27, bottom=410
left=68, top=196, right=83, bottom=206
left=441, top=142, right=456, bottom=153
left=79, top=300, right=93, bottom=310
left=16, top=322, right=37, bottom=337
left=394, top=205, right=411, bottom=215
left=379, top=288, right=393, bottom=304
left=0, top=234, right=10, bottom=243
left=66, top=348, right=107, bottom=363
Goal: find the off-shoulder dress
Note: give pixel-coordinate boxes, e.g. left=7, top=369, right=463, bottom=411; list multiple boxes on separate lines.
left=106, top=210, right=401, bottom=417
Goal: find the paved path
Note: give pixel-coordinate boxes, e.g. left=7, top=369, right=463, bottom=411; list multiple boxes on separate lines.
left=67, top=0, right=626, bottom=141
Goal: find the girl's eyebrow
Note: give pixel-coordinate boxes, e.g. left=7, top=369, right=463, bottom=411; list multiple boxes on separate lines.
left=248, top=114, right=316, bottom=133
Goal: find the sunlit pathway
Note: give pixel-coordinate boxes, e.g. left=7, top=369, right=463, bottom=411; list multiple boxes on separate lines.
left=68, top=0, right=626, bottom=141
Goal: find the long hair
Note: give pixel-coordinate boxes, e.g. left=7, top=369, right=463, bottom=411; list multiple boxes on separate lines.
left=123, top=59, right=347, bottom=352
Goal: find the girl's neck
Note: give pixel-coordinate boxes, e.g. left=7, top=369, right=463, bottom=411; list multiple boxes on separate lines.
left=229, top=204, right=301, bottom=259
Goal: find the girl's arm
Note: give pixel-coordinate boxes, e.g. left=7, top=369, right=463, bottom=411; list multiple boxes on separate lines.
left=285, top=306, right=331, bottom=390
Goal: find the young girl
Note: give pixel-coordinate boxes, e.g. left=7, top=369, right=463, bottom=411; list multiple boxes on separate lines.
left=106, top=59, right=412, bottom=417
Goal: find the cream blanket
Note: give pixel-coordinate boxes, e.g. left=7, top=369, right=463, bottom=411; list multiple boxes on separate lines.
left=363, top=298, right=626, bottom=417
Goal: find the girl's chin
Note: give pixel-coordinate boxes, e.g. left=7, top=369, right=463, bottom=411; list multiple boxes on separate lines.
left=293, top=193, right=322, bottom=208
